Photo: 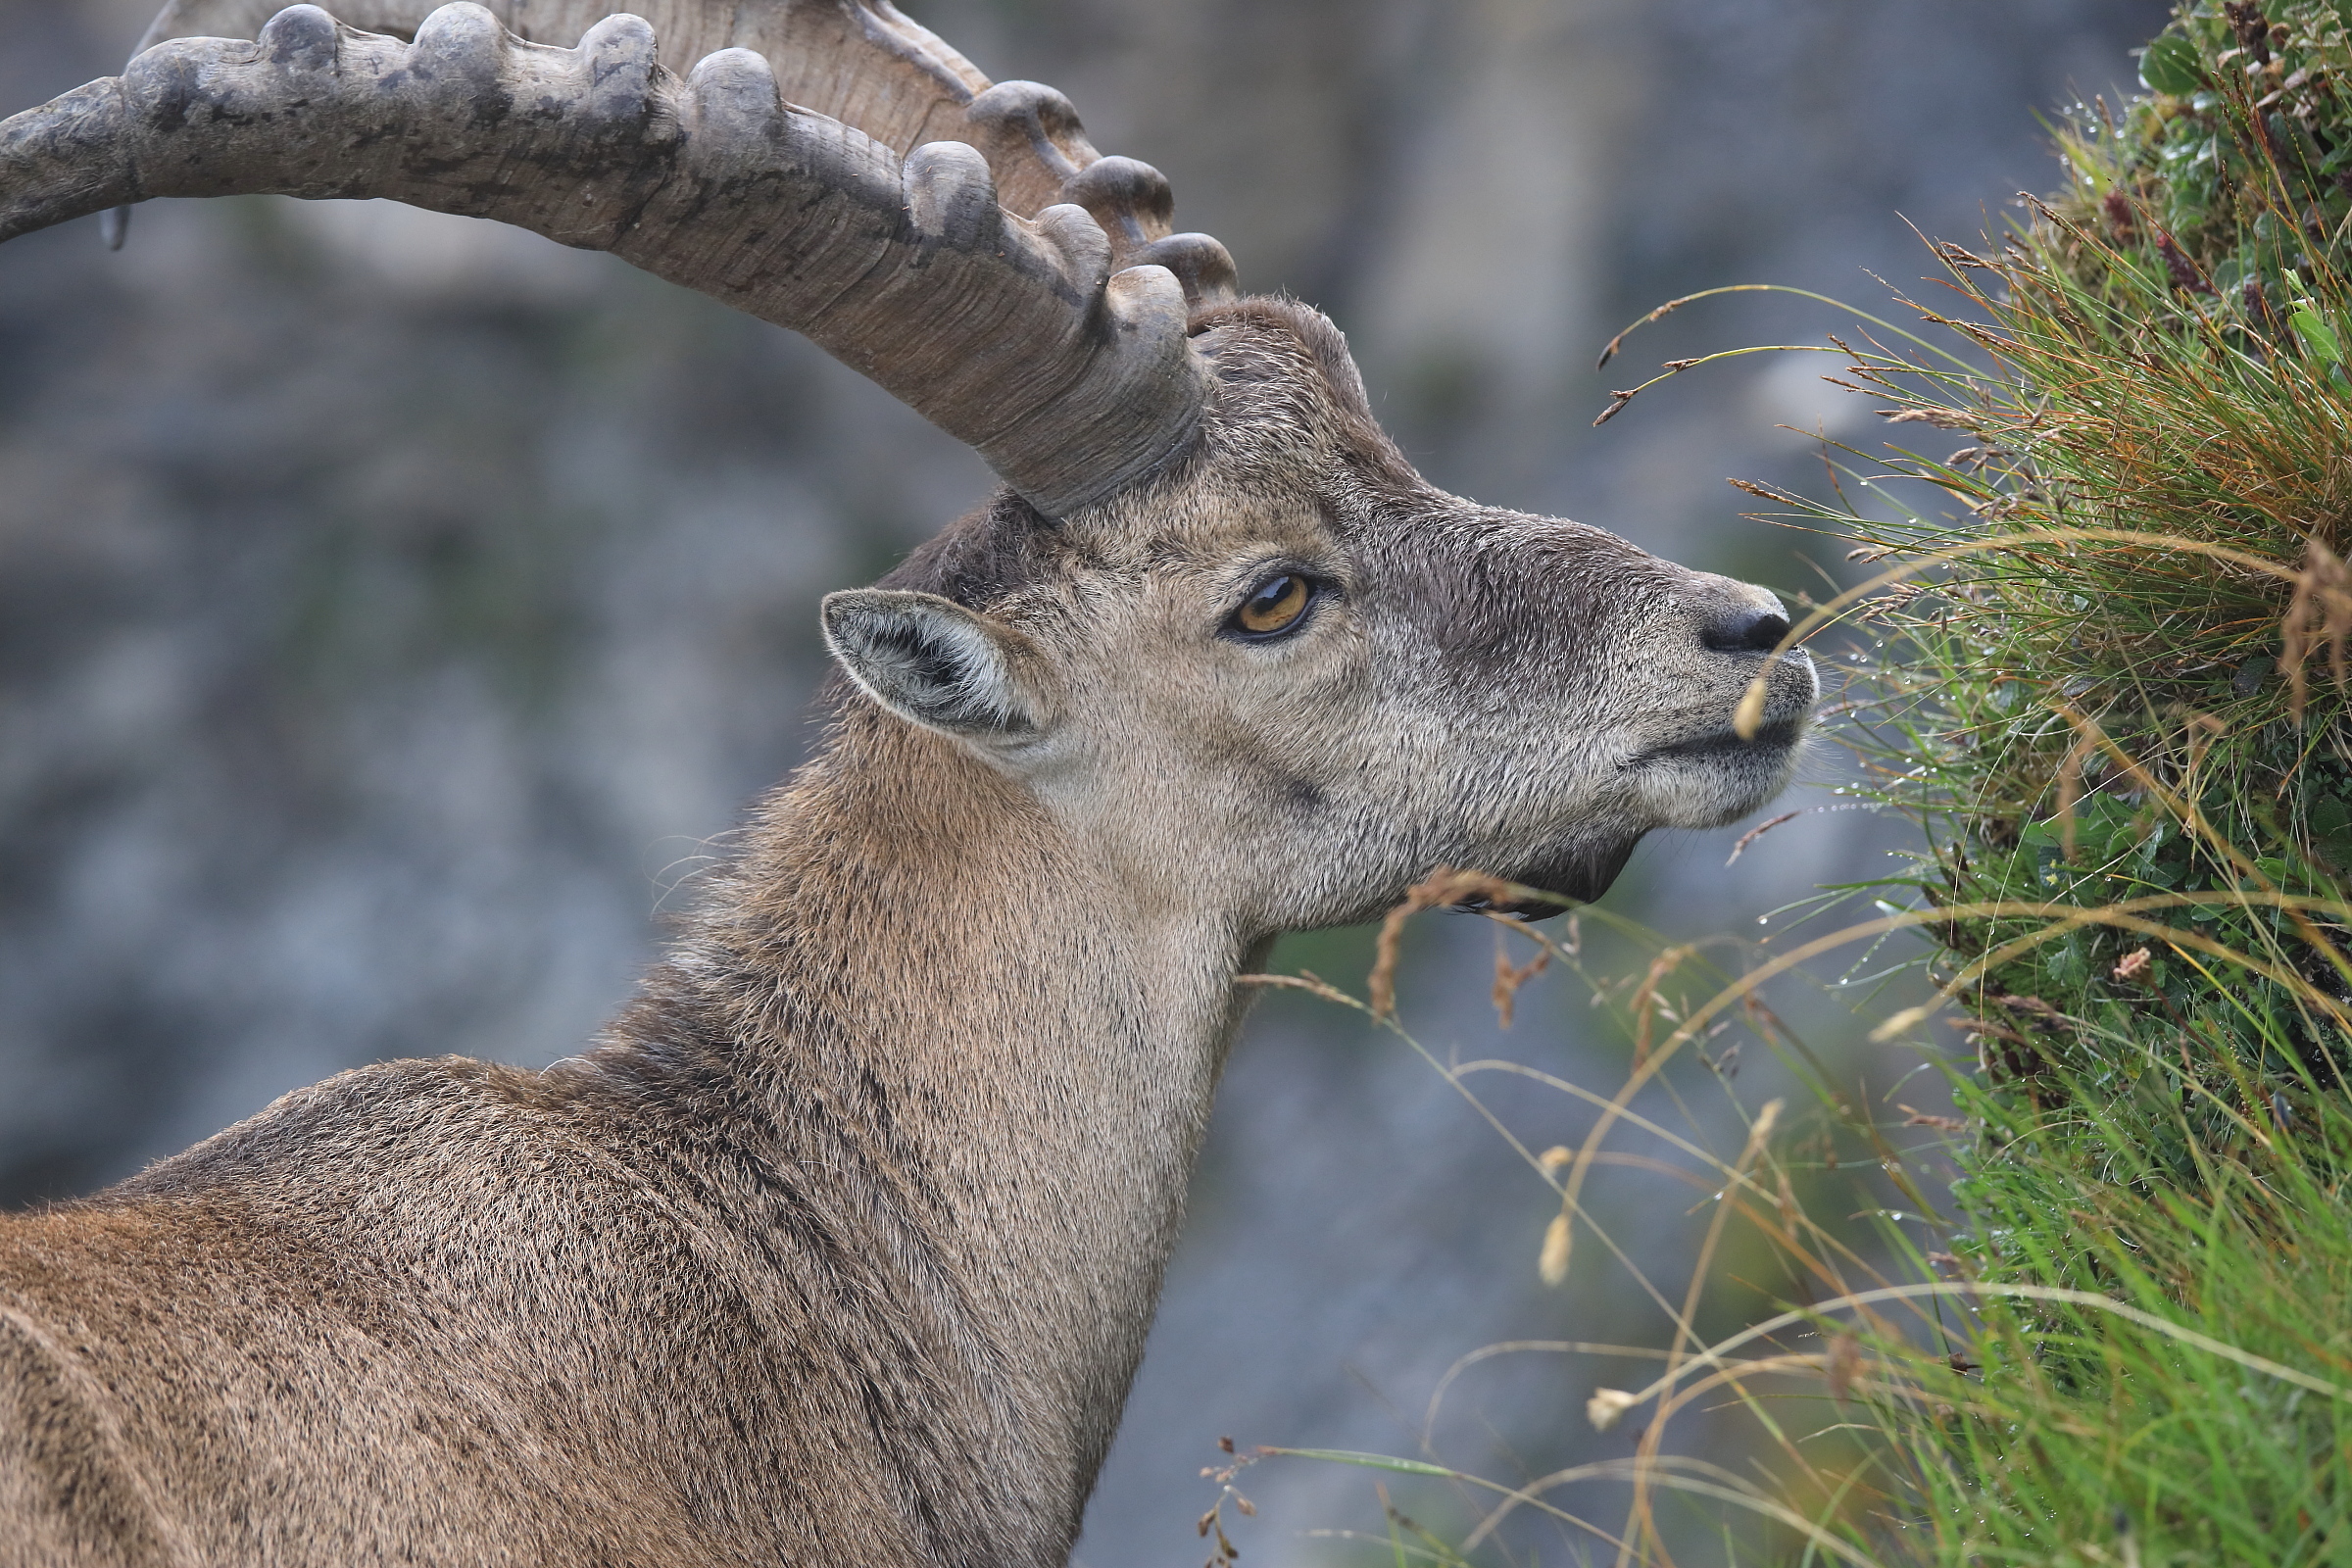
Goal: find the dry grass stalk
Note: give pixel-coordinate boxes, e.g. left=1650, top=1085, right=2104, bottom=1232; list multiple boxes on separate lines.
left=1367, top=866, right=1520, bottom=1020
left=2281, top=537, right=2352, bottom=720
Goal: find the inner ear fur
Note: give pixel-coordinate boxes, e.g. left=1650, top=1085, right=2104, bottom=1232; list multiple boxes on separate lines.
left=820, top=589, right=1054, bottom=743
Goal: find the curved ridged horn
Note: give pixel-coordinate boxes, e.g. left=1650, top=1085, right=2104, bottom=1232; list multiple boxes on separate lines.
left=0, top=6, right=1220, bottom=516
left=118, top=0, right=1238, bottom=291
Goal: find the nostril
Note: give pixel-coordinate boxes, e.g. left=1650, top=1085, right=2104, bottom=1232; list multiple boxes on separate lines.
left=1700, top=605, right=1790, bottom=655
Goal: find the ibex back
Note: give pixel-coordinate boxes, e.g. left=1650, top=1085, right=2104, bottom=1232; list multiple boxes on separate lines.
left=0, top=4, right=1818, bottom=1563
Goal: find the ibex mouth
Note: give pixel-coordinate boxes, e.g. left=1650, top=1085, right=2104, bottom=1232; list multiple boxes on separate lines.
left=1631, top=717, right=1805, bottom=766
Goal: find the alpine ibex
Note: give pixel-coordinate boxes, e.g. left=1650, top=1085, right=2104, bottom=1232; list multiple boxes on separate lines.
left=0, top=4, right=1816, bottom=1562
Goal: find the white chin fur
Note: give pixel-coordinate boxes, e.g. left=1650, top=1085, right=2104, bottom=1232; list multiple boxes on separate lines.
left=1641, top=742, right=1803, bottom=829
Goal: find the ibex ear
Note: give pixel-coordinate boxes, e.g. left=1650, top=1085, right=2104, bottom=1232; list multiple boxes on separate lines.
left=821, top=590, right=1054, bottom=745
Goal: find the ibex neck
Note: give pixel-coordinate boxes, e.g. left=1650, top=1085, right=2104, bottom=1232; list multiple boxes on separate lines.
left=603, top=706, right=1258, bottom=1537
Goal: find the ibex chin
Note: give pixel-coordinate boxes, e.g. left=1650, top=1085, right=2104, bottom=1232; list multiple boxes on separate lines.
left=0, top=3, right=1815, bottom=1562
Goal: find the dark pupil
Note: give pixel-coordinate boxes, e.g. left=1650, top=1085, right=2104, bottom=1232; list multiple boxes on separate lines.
left=1243, top=574, right=1306, bottom=631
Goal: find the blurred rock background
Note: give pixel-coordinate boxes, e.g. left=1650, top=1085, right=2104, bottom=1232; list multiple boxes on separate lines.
left=0, top=0, right=2165, bottom=1561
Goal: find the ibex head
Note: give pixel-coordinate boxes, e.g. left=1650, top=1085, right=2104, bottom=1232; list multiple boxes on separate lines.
left=843, top=298, right=1809, bottom=935
left=0, top=0, right=1812, bottom=935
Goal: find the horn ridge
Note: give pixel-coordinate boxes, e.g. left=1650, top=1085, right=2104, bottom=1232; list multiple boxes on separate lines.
left=113, top=0, right=1231, bottom=292
left=962, top=80, right=1097, bottom=218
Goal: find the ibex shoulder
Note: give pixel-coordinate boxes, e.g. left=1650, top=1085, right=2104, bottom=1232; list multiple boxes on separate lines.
left=0, top=1297, right=197, bottom=1568
left=0, top=1051, right=1015, bottom=1563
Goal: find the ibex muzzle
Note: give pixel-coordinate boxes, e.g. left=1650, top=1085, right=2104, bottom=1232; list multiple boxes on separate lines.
left=0, top=5, right=1816, bottom=1563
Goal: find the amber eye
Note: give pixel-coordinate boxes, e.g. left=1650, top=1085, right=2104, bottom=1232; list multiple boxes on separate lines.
left=1230, top=572, right=1316, bottom=638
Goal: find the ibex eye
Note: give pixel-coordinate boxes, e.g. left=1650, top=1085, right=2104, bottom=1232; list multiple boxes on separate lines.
left=1229, top=572, right=1317, bottom=639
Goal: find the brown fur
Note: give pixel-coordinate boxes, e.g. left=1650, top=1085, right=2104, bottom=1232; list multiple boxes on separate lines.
left=0, top=300, right=1814, bottom=1565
